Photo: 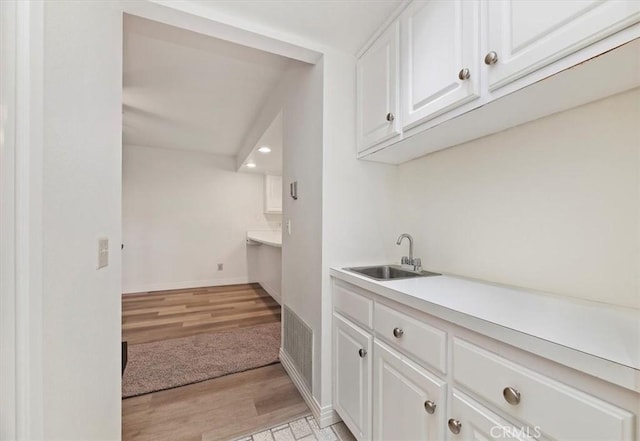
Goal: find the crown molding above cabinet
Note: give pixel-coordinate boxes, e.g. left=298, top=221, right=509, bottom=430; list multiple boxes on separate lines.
left=356, top=0, right=640, bottom=164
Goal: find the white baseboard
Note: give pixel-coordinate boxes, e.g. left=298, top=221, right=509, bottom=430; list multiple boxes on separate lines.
left=122, top=277, right=252, bottom=294
left=258, top=281, right=281, bottom=304
left=279, top=348, right=341, bottom=428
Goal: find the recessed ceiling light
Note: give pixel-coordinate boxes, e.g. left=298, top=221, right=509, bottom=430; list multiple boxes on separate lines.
left=258, top=146, right=271, bottom=154
left=246, top=162, right=257, bottom=168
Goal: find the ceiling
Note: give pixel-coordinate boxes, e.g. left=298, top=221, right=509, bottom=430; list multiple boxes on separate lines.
left=123, top=14, right=295, bottom=155
left=187, top=0, right=404, bottom=54
left=240, top=111, right=283, bottom=175
left=123, top=1, right=403, bottom=156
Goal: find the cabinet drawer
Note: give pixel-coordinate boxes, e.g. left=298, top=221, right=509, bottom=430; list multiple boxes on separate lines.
left=452, top=338, right=634, bottom=441
left=374, top=302, right=446, bottom=373
left=334, top=281, right=374, bottom=329
left=450, top=389, right=551, bottom=441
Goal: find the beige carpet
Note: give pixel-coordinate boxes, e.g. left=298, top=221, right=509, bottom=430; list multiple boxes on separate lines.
left=122, top=322, right=281, bottom=398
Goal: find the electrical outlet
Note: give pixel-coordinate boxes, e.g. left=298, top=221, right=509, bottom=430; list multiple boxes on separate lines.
left=217, top=263, right=224, bottom=271
left=97, top=237, right=109, bottom=269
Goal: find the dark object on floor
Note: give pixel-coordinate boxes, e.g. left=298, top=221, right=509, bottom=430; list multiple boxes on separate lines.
left=122, top=321, right=281, bottom=398
left=122, top=341, right=128, bottom=375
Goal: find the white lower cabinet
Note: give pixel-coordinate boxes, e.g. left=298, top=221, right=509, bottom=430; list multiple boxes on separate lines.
left=331, top=280, right=638, bottom=441
left=450, top=390, right=548, bottom=441
left=334, top=313, right=373, bottom=440
left=452, top=338, right=635, bottom=441
left=372, top=341, right=446, bottom=441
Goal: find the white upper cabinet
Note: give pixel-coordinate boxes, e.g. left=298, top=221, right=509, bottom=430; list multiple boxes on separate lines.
left=357, top=22, right=400, bottom=152
left=264, top=175, right=282, bottom=214
left=400, top=0, right=480, bottom=129
left=485, top=0, right=640, bottom=91
left=355, top=0, right=640, bottom=163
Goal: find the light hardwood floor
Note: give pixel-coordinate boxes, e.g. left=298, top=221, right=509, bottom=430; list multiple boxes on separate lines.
left=122, top=284, right=309, bottom=441
left=122, top=283, right=281, bottom=345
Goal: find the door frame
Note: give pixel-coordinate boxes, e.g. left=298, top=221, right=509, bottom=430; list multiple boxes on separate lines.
left=1, top=1, right=45, bottom=440
left=1, top=1, right=323, bottom=438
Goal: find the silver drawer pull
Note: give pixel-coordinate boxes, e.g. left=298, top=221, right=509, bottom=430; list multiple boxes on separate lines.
left=503, top=386, right=521, bottom=405
left=424, top=400, right=436, bottom=414
left=393, top=327, right=404, bottom=338
left=448, top=418, right=462, bottom=434
left=484, top=51, right=499, bottom=65
left=458, top=68, right=470, bottom=80
left=358, top=348, right=367, bottom=358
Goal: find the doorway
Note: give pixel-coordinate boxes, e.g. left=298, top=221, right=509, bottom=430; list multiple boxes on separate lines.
left=120, top=14, right=308, bottom=440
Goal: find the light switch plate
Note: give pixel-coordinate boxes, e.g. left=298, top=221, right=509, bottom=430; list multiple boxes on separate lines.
left=98, top=237, right=109, bottom=269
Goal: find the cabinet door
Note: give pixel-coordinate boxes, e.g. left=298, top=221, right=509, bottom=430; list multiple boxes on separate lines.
left=357, top=22, right=400, bottom=152
left=400, top=0, right=480, bottom=130
left=372, top=341, right=446, bottom=441
left=264, top=175, right=282, bottom=214
left=485, top=0, right=640, bottom=91
left=449, top=390, right=549, bottom=441
left=334, top=314, right=373, bottom=441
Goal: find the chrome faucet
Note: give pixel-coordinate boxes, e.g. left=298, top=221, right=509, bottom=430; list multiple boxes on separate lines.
left=396, top=233, right=422, bottom=271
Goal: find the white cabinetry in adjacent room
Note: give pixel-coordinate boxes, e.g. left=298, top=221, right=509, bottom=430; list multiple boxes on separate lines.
left=400, top=0, right=480, bottom=129
left=264, top=174, right=282, bottom=214
left=333, top=313, right=372, bottom=441
left=484, top=0, right=640, bottom=91
left=356, top=22, right=400, bottom=152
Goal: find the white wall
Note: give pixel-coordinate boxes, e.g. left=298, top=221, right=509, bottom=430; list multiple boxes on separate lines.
left=123, top=145, right=280, bottom=293
left=281, top=60, right=325, bottom=399
left=391, top=88, right=640, bottom=309
left=281, top=49, right=398, bottom=421
left=42, top=1, right=123, bottom=439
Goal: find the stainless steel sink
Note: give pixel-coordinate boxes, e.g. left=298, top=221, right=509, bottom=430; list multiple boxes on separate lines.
left=345, top=265, right=440, bottom=281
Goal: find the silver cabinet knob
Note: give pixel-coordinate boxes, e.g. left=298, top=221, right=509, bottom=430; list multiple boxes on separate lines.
left=358, top=348, right=367, bottom=358
left=424, top=400, right=436, bottom=414
left=393, top=327, right=404, bottom=338
left=458, top=68, right=470, bottom=80
left=484, top=51, right=499, bottom=65
left=448, top=419, right=462, bottom=434
left=503, top=386, right=521, bottom=405
left=386, top=112, right=395, bottom=122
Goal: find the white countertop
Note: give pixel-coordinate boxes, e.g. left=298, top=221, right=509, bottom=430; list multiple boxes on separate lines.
left=247, top=230, right=282, bottom=248
left=331, top=267, right=640, bottom=392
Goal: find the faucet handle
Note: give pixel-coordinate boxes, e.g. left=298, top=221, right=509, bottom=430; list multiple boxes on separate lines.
left=412, top=258, right=422, bottom=271
left=401, top=256, right=410, bottom=265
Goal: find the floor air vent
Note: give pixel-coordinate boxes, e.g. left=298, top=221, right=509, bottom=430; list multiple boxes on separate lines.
left=282, top=305, right=313, bottom=390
